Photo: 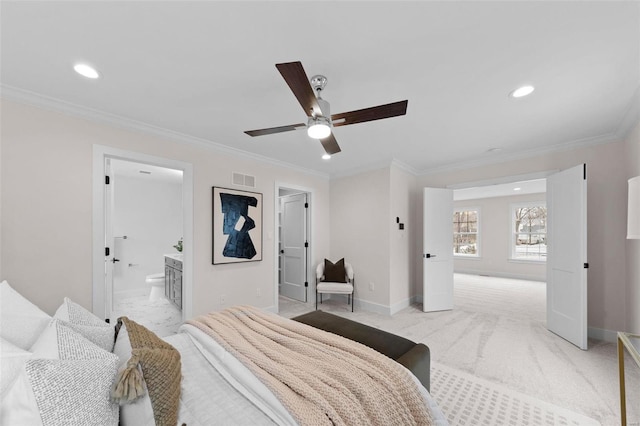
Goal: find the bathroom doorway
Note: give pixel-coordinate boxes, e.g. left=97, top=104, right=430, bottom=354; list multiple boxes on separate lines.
left=92, top=146, right=193, bottom=336
left=108, top=159, right=183, bottom=336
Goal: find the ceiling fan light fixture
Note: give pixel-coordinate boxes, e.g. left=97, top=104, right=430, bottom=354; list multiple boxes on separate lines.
left=307, top=116, right=331, bottom=139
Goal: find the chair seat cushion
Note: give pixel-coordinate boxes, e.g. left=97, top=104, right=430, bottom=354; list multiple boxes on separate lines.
left=316, top=282, right=353, bottom=293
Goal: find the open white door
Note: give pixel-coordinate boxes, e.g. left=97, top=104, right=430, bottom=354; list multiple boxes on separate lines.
left=279, top=193, right=308, bottom=302
left=423, top=188, right=454, bottom=312
left=547, top=164, right=588, bottom=350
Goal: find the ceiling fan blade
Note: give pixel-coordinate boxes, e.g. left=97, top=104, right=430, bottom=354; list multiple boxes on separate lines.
left=331, top=100, right=408, bottom=128
left=244, top=123, right=305, bottom=137
left=276, top=61, right=321, bottom=117
left=320, top=133, right=341, bottom=155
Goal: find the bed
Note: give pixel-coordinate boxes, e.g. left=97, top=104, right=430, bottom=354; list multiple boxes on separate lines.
left=0, top=280, right=448, bottom=425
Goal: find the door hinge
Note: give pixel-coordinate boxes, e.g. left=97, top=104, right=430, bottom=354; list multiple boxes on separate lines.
left=304, top=241, right=309, bottom=248
left=105, top=175, right=110, bottom=185
left=583, top=163, right=586, bottom=180
left=105, top=247, right=110, bottom=256
left=304, top=282, right=309, bottom=287
left=584, top=263, right=589, bottom=269
left=304, top=202, right=309, bottom=208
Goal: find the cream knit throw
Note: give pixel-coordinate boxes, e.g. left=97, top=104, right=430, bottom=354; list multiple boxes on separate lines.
left=187, top=306, right=434, bottom=426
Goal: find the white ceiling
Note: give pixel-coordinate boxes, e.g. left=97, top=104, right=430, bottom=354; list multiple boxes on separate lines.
left=1, top=1, right=639, bottom=178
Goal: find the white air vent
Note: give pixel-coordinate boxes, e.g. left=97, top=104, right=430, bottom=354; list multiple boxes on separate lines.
left=232, top=172, right=256, bottom=188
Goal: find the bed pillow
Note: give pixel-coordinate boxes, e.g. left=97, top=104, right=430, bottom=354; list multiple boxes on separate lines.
left=54, top=297, right=115, bottom=352
left=0, top=320, right=119, bottom=426
left=1, top=338, right=32, bottom=400
left=113, top=321, right=154, bottom=426
left=113, top=317, right=181, bottom=426
left=324, top=258, right=347, bottom=283
left=0, top=280, right=51, bottom=350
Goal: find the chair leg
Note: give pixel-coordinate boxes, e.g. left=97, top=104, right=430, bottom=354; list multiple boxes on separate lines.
left=351, top=293, right=354, bottom=312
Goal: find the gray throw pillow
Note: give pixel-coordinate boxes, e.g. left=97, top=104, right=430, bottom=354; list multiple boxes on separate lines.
left=324, top=258, right=347, bottom=283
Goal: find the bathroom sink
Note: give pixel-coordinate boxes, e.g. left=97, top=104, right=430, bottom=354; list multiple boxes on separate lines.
left=165, top=253, right=183, bottom=261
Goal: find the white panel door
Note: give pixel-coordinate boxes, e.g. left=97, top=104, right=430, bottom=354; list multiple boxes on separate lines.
left=547, top=164, right=588, bottom=350
left=279, top=193, right=308, bottom=302
left=423, top=188, right=454, bottom=312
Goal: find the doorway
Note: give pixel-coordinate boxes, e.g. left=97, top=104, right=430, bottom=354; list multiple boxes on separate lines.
left=275, top=184, right=312, bottom=313
left=92, top=145, right=194, bottom=330
left=108, top=159, right=183, bottom=336
left=423, top=166, right=588, bottom=349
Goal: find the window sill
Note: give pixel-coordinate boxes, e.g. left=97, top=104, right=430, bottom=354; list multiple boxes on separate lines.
left=454, top=255, right=482, bottom=260
left=508, top=258, right=546, bottom=265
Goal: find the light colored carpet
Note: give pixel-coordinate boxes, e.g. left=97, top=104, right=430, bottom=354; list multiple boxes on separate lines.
left=431, top=362, right=599, bottom=426
left=279, top=273, right=640, bottom=425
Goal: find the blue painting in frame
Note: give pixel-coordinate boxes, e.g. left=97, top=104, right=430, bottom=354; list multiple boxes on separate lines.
left=212, top=186, right=263, bottom=264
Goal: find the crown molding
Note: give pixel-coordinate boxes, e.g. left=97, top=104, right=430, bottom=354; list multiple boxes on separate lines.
left=0, top=84, right=330, bottom=181
left=3, top=83, right=636, bottom=181
left=418, top=131, right=624, bottom=176
left=390, top=159, right=420, bottom=176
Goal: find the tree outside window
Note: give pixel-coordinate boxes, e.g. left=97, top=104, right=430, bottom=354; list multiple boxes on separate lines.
left=511, top=204, right=547, bottom=261
left=453, top=209, right=479, bottom=256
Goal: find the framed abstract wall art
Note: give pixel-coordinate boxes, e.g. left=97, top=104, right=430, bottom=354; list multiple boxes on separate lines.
left=212, top=186, right=263, bottom=264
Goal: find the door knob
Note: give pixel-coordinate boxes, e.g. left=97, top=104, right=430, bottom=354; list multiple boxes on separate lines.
left=111, top=258, right=120, bottom=263
left=424, top=253, right=437, bottom=259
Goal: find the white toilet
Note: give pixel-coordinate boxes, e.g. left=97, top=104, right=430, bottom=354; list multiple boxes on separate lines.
left=146, top=273, right=165, bottom=301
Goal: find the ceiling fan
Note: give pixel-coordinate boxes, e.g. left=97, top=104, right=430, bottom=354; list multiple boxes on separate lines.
left=244, top=61, right=408, bottom=156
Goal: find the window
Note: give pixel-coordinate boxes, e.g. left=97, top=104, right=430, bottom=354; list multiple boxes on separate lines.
left=511, top=203, right=547, bottom=261
left=453, top=209, right=479, bottom=256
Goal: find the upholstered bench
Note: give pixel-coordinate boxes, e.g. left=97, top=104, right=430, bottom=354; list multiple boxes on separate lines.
left=291, top=310, right=431, bottom=391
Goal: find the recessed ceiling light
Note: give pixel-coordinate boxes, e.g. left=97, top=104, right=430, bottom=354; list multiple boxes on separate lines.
left=513, top=187, right=522, bottom=191
left=510, top=85, right=535, bottom=98
left=322, top=153, right=331, bottom=160
left=73, top=63, right=100, bottom=79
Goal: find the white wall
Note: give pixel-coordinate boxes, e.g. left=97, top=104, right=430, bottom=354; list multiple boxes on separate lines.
left=389, top=165, right=415, bottom=312
left=454, top=192, right=546, bottom=281
left=2, top=97, right=637, bottom=334
left=112, top=174, right=183, bottom=298
left=625, top=120, right=640, bottom=333
left=0, top=99, right=330, bottom=316
left=417, top=140, right=629, bottom=333
left=330, top=167, right=391, bottom=312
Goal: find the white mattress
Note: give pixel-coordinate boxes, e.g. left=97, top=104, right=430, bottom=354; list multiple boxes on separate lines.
left=165, top=324, right=449, bottom=425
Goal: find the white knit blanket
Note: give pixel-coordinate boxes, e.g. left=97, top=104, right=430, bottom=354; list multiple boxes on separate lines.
left=187, top=306, right=434, bottom=426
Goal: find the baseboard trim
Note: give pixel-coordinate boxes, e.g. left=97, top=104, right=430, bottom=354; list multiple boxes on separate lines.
left=588, top=326, right=617, bottom=343
left=390, top=296, right=419, bottom=315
